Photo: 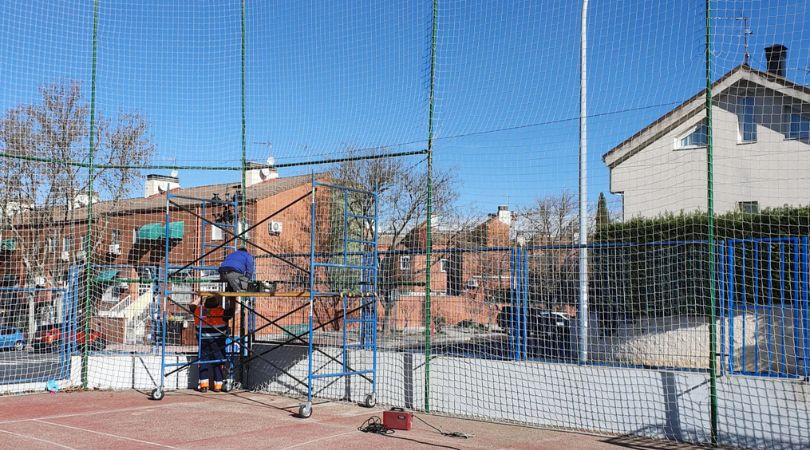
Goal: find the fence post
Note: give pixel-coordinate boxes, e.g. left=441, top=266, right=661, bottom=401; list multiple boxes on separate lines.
left=705, top=0, right=719, bottom=444
left=801, top=237, right=808, bottom=378
left=423, top=0, right=439, bottom=414
left=577, top=0, right=590, bottom=365
left=81, top=0, right=101, bottom=390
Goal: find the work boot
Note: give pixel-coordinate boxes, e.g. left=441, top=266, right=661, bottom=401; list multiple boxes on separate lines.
left=197, top=380, right=209, bottom=393
left=213, top=381, right=223, bottom=393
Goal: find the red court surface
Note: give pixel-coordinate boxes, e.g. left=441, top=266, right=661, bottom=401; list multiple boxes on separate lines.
left=0, top=390, right=708, bottom=449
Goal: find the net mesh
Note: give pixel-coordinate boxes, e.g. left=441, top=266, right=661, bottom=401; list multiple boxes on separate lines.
left=0, top=1, right=808, bottom=447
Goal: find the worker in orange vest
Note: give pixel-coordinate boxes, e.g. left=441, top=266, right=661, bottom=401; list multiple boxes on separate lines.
left=191, top=296, right=234, bottom=392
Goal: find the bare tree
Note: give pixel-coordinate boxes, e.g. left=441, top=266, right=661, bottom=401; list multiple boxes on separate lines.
left=330, top=149, right=456, bottom=247
left=513, top=191, right=583, bottom=307
left=330, top=148, right=457, bottom=333
left=0, top=82, right=155, bottom=295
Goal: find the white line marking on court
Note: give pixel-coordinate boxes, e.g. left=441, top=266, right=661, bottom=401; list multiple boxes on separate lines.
left=0, top=427, right=77, bottom=449
left=0, top=401, right=200, bottom=425
left=280, top=431, right=357, bottom=449
left=33, top=419, right=178, bottom=449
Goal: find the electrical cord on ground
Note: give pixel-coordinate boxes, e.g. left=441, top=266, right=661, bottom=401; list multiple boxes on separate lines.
left=413, top=414, right=474, bottom=439
left=358, top=414, right=472, bottom=439
left=358, top=416, right=394, bottom=435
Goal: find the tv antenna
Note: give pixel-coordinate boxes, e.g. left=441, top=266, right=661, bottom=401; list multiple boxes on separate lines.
left=735, top=16, right=752, bottom=66
left=254, top=141, right=273, bottom=167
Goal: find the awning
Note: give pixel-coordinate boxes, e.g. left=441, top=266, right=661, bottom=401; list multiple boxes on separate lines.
left=94, top=269, right=119, bottom=283
left=137, top=222, right=184, bottom=240
left=0, top=239, right=16, bottom=251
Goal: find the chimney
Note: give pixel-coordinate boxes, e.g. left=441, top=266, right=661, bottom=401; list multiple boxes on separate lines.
left=497, top=205, right=511, bottom=226
left=245, top=161, right=279, bottom=187
left=144, top=174, right=180, bottom=198
left=764, top=44, right=787, bottom=77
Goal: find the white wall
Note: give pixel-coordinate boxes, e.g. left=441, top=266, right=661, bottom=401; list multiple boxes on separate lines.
left=246, top=345, right=809, bottom=449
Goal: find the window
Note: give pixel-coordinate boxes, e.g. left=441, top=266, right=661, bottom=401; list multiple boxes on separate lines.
left=677, top=122, right=708, bottom=148
left=738, top=96, right=756, bottom=142
left=738, top=201, right=759, bottom=214
left=788, top=112, right=810, bottom=140
left=62, top=235, right=72, bottom=253
left=440, top=258, right=449, bottom=273
left=46, top=237, right=55, bottom=253
left=211, top=226, right=224, bottom=241
left=111, top=229, right=121, bottom=246
left=400, top=255, right=411, bottom=271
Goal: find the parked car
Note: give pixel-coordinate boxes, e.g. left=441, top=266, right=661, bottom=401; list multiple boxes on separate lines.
left=0, top=326, right=25, bottom=351
left=497, top=305, right=573, bottom=359
left=31, top=324, right=107, bottom=352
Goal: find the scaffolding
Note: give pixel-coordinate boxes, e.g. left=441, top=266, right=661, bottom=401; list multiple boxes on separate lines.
left=148, top=179, right=379, bottom=417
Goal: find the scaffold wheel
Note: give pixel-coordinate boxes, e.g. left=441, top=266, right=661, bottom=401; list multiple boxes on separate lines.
left=298, top=401, right=312, bottom=419
left=362, top=393, right=376, bottom=408
left=150, top=387, right=164, bottom=401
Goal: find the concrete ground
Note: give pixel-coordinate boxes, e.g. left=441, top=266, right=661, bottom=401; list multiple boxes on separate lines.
left=0, top=390, right=712, bottom=449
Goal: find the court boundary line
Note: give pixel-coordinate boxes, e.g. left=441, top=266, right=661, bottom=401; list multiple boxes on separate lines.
left=0, top=427, right=78, bottom=449
left=0, top=400, right=202, bottom=425
left=33, top=418, right=178, bottom=449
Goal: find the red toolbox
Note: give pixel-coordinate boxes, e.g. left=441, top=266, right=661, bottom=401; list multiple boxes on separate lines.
left=383, top=408, right=413, bottom=431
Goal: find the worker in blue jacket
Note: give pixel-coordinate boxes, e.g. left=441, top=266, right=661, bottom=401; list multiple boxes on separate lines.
left=219, top=247, right=255, bottom=292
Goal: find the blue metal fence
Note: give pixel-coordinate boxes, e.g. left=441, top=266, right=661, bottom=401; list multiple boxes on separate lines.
left=718, top=237, right=810, bottom=378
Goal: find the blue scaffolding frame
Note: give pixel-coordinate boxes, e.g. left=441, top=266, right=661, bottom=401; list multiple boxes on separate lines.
left=151, top=192, right=241, bottom=399
left=299, top=177, right=378, bottom=418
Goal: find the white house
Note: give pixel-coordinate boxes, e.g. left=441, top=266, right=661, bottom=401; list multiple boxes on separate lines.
left=603, top=46, right=810, bottom=220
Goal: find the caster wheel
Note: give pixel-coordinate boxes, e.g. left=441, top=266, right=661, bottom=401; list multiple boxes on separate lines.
left=222, top=380, right=234, bottom=393
left=298, top=401, right=312, bottom=419
left=150, top=388, right=164, bottom=401
left=362, top=393, right=376, bottom=408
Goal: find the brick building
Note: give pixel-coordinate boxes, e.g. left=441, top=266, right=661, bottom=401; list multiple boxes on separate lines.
left=379, top=206, right=515, bottom=331
left=0, top=169, right=324, bottom=344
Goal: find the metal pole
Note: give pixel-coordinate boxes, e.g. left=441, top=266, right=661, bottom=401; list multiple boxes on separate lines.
left=81, top=0, right=100, bottom=389
left=424, top=0, right=439, bottom=413
left=578, top=0, right=589, bottom=364
left=239, top=0, right=249, bottom=385
left=706, top=0, right=719, bottom=445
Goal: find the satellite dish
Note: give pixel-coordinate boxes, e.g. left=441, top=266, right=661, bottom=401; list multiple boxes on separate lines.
left=157, top=184, right=167, bottom=194
left=266, top=156, right=275, bottom=166
left=170, top=170, right=179, bottom=178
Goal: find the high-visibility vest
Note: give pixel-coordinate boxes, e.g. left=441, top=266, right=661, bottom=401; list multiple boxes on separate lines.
left=194, top=306, right=228, bottom=328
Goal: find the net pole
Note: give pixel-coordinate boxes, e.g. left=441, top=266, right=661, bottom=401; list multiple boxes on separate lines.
left=423, top=0, right=439, bottom=413
left=578, top=0, right=589, bottom=364
left=239, top=0, right=248, bottom=389
left=705, top=0, right=719, bottom=446
left=240, top=0, right=248, bottom=249
left=81, top=0, right=100, bottom=389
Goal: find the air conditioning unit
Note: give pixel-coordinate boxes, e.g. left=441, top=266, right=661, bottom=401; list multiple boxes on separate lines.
left=269, top=221, right=283, bottom=235
left=466, top=278, right=479, bottom=289
left=108, top=243, right=121, bottom=255
left=75, top=250, right=86, bottom=260
left=60, top=251, right=70, bottom=261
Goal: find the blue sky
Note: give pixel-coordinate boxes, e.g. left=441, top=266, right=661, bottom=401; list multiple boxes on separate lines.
left=0, top=1, right=808, bottom=215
